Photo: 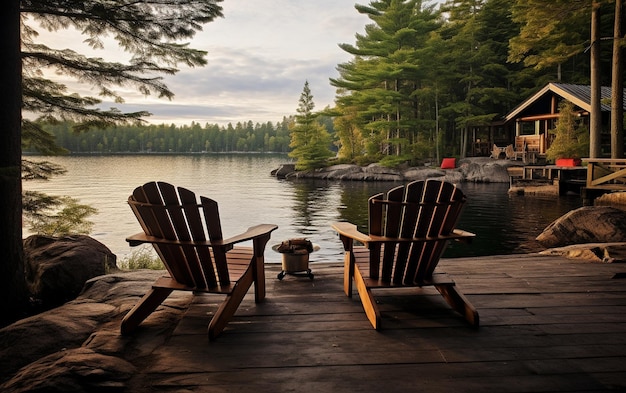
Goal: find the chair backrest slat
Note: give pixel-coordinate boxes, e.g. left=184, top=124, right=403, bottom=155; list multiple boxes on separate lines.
left=380, top=186, right=404, bottom=281
left=158, top=182, right=210, bottom=288
left=367, top=180, right=466, bottom=286
left=393, top=180, right=424, bottom=284
left=415, top=181, right=453, bottom=281
left=368, top=193, right=384, bottom=279
left=178, top=187, right=218, bottom=288
left=128, top=182, right=229, bottom=289
left=200, top=196, right=230, bottom=284
left=132, top=182, right=196, bottom=286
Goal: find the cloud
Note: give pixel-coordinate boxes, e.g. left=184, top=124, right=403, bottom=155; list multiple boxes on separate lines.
left=33, top=0, right=372, bottom=126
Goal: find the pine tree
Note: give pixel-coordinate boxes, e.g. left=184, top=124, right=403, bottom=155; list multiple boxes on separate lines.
left=331, top=0, right=440, bottom=165
left=508, top=0, right=591, bottom=81
left=289, top=81, right=334, bottom=170
left=545, top=101, right=589, bottom=162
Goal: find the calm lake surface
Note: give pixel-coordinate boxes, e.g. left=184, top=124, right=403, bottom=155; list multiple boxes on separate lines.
left=23, top=154, right=583, bottom=263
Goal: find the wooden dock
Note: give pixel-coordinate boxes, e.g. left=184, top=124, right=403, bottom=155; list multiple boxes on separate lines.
left=127, top=255, right=626, bottom=392
left=509, top=165, right=587, bottom=196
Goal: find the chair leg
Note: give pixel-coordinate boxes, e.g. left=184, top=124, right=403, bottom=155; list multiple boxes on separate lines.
left=435, top=283, right=479, bottom=327
left=252, top=235, right=270, bottom=302
left=354, top=266, right=381, bottom=330
left=344, top=250, right=354, bottom=297
left=208, top=265, right=255, bottom=341
left=121, top=287, right=174, bottom=335
left=253, top=255, right=266, bottom=303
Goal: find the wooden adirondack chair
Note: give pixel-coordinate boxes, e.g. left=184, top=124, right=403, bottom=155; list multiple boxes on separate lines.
left=332, top=179, right=479, bottom=330
left=121, top=182, right=278, bottom=340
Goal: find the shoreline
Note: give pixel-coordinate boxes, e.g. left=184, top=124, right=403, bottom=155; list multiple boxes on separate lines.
left=272, top=157, right=523, bottom=183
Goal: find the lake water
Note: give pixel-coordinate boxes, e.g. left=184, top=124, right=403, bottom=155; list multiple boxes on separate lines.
left=23, top=154, right=583, bottom=263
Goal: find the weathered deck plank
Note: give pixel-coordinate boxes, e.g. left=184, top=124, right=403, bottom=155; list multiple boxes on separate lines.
left=127, top=254, right=626, bottom=392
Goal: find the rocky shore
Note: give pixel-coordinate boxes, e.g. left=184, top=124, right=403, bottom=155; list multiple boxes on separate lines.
left=272, top=157, right=522, bottom=183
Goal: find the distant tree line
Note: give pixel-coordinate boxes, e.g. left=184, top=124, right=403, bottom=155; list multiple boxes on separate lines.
left=31, top=117, right=333, bottom=154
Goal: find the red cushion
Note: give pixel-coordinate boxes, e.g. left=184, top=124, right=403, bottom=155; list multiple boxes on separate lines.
left=440, top=158, right=456, bottom=169
left=555, top=158, right=581, bottom=167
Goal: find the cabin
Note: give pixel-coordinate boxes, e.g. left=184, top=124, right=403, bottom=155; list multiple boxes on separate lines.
left=469, top=83, right=626, bottom=159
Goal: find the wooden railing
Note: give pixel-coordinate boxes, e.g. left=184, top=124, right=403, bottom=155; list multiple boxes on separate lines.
left=584, top=158, right=626, bottom=190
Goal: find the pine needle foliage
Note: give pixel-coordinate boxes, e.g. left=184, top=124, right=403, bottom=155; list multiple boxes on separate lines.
left=546, top=101, right=589, bottom=161
left=21, top=0, right=224, bottom=133
left=288, top=81, right=334, bottom=170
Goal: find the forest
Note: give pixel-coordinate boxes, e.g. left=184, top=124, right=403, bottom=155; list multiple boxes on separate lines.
left=34, top=119, right=294, bottom=154
left=29, top=0, right=622, bottom=165
left=328, top=0, right=620, bottom=167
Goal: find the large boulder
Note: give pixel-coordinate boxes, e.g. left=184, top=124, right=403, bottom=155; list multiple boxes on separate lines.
left=24, top=235, right=118, bottom=309
left=1, top=348, right=136, bottom=393
left=458, top=159, right=512, bottom=183
left=536, top=206, right=626, bottom=248
left=271, top=163, right=296, bottom=179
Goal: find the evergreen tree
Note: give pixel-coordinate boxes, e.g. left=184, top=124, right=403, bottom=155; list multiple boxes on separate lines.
left=331, top=0, right=440, bottom=165
left=508, top=0, right=593, bottom=83
left=0, top=0, right=224, bottom=326
left=545, top=101, right=590, bottom=161
left=289, top=81, right=334, bottom=170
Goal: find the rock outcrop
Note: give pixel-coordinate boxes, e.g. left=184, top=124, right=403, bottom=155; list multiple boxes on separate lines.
left=540, top=242, right=626, bottom=263
left=536, top=206, right=626, bottom=248
left=24, top=235, right=118, bottom=310
left=536, top=205, right=626, bottom=262
left=595, top=191, right=626, bottom=206
left=0, top=270, right=187, bottom=392
left=274, top=157, right=518, bottom=183
left=2, top=347, right=136, bottom=393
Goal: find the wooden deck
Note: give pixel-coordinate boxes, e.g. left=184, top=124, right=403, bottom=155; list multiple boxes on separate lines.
left=128, top=254, right=626, bottom=392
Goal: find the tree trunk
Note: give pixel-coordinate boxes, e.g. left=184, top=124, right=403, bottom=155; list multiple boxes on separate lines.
left=612, top=0, right=624, bottom=158
left=0, top=0, right=27, bottom=326
left=590, top=1, right=602, bottom=158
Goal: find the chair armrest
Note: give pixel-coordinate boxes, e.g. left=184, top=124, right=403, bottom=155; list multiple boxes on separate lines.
left=367, top=228, right=475, bottom=243
left=221, top=224, right=278, bottom=246
left=331, top=222, right=475, bottom=246
left=452, top=229, right=475, bottom=243
left=126, top=224, right=278, bottom=248
left=331, top=222, right=371, bottom=245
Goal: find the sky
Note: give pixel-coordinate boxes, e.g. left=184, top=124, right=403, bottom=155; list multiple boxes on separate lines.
left=40, top=0, right=441, bottom=127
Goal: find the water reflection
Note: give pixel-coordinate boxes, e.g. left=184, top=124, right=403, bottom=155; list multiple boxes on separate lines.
left=450, top=183, right=581, bottom=257
left=290, top=180, right=336, bottom=232
left=288, top=180, right=584, bottom=258
left=23, top=155, right=583, bottom=261
left=336, top=181, right=403, bottom=232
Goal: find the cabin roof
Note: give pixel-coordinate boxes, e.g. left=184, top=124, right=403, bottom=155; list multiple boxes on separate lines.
left=504, top=83, right=626, bottom=123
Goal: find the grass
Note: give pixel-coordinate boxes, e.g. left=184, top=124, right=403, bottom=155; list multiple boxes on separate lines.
left=119, top=246, right=164, bottom=270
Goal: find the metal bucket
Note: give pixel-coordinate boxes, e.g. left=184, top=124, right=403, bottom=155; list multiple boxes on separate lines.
left=281, top=252, right=310, bottom=273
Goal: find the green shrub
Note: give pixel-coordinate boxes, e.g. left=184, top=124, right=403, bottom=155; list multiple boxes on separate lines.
left=120, top=247, right=164, bottom=270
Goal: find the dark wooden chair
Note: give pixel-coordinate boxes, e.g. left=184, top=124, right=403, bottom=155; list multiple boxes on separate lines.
left=121, top=181, right=278, bottom=340
left=332, top=179, right=479, bottom=330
